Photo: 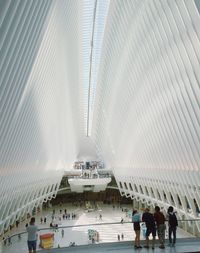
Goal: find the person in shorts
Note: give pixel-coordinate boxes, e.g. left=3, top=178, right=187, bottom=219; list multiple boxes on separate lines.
left=26, top=217, right=38, bottom=253
left=142, top=208, right=156, bottom=249
left=132, top=210, right=142, bottom=249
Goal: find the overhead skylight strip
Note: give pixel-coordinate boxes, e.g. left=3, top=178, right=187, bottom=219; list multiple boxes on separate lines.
left=82, top=0, right=95, bottom=135
left=86, top=0, right=98, bottom=137
left=85, top=0, right=110, bottom=136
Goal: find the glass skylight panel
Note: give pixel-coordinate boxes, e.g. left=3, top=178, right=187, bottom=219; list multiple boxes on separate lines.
left=82, top=0, right=110, bottom=136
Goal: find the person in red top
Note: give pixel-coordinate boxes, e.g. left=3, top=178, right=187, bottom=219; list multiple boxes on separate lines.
left=154, top=206, right=166, bottom=249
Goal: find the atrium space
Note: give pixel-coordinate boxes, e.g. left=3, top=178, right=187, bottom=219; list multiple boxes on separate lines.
left=0, top=0, right=200, bottom=252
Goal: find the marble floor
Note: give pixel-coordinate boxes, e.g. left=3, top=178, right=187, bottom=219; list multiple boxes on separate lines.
left=0, top=204, right=196, bottom=253
left=41, top=240, right=200, bottom=253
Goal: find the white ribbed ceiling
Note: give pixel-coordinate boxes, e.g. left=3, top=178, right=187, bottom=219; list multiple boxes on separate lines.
left=91, top=0, right=200, bottom=221
left=0, top=0, right=200, bottom=232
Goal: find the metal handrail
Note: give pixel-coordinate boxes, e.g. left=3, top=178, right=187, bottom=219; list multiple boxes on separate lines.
left=4, top=219, right=200, bottom=240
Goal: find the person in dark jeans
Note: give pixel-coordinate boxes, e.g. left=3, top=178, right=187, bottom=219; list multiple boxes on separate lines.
left=142, top=208, right=156, bottom=250
left=167, top=206, right=178, bottom=247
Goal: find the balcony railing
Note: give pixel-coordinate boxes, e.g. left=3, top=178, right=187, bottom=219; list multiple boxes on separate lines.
left=1, top=219, right=200, bottom=251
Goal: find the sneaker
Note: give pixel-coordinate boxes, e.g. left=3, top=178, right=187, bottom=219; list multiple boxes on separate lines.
left=159, top=245, right=165, bottom=249
left=152, top=246, right=155, bottom=250
left=134, top=245, right=142, bottom=249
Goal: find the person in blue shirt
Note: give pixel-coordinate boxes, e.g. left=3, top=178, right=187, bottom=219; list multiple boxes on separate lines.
left=132, top=210, right=142, bottom=249
left=26, top=217, right=38, bottom=253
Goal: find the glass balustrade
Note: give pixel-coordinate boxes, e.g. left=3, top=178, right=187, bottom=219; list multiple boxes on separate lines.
left=1, top=219, right=200, bottom=251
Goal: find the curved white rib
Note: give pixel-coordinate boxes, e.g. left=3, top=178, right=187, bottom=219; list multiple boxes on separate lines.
left=91, top=0, right=200, bottom=222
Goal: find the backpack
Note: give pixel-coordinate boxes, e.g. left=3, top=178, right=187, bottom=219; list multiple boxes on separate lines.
left=169, top=213, right=178, bottom=227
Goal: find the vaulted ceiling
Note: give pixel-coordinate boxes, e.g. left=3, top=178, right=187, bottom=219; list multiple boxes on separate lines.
left=0, top=0, right=200, bottom=232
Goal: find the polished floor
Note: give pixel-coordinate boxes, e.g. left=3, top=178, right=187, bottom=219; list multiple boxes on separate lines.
left=0, top=204, right=197, bottom=253
left=42, top=240, right=200, bottom=253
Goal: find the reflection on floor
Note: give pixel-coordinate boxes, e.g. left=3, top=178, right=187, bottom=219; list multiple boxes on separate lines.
left=1, top=204, right=196, bottom=253
left=41, top=240, right=200, bottom=253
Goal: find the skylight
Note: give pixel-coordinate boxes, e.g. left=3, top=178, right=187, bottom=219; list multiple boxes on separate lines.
left=82, top=0, right=110, bottom=136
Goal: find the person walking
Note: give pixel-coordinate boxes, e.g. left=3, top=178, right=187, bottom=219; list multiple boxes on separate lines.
left=3, top=237, right=7, bottom=246
left=7, top=235, right=11, bottom=245
left=142, top=208, right=156, bottom=249
left=117, top=234, right=120, bottom=241
left=26, top=217, right=38, bottom=253
left=167, top=206, right=178, bottom=247
left=132, top=210, right=142, bottom=249
left=154, top=206, right=166, bottom=249
left=61, top=229, right=64, bottom=238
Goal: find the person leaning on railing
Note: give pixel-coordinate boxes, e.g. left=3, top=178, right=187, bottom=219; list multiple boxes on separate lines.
left=142, top=208, right=156, bottom=250
left=26, top=217, right=38, bottom=253
left=132, top=209, right=142, bottom=249
left=167, top=206, right=178, bottom=247
left=154, top=206, right=166, bottom=249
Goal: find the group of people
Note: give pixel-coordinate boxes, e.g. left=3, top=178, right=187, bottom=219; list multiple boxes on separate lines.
left=62, top=212, right=77, bottom=220
left=52, top=209, right=77, bottom=221
left=117, top=233, right=124, bottom=241
left=132, top=206, right=178, bottom=249
left=4, top=204, right=178, bottom=253
left=2, top=235, right=12, bottom=246
left=40, top=216, right=47, bottom=224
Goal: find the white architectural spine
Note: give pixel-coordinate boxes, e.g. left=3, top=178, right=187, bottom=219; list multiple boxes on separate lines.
left=92, top=0, right=200, bottom=226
